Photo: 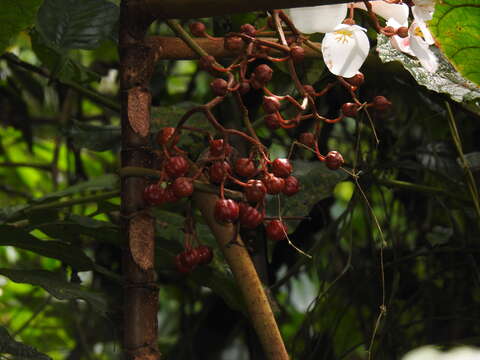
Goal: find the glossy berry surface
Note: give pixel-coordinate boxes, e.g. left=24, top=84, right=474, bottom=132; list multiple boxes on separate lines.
left=165, top=156, right=189, bottom=179
left=235, top=158, right=256, bottom=178
left=156, top=127, right=177, bottom=146
left=254, top=64, right=273, bottom=84
left=325, top=151, right=344, bottom=170
left=144, top=184, right=164, bottom=205
left=342, top=103, right=359, bottom=117
left=175, top=254, right=192, bottom=274
left=263, top=96, right=281, bottom=114
left=209, top=139, right=229, bottom=156
left=283, top=176, right=300, bottom=196
left=214, top=199, right=239, bottom=223
left=266, top=220, right=288, bottom=241
left=271, top=158, right=292, bottom=178
left=196, top=245, right=213, bottom=265
left=172, top=177, right=194, bottom=198
left=210, top=78, right=228, bottom=97
left=245, top=179, right=267, bottom=203
left=263, top=174, right=285, bottom=194
left=209, top=161, right=230, bottom=184
left=239, top=203, right=264, bottom=229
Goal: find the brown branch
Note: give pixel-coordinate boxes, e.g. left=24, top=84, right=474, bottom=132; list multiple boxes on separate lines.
left=140, top=0, right=363, bottom=19
left=193, top=191, right=289, bottom=360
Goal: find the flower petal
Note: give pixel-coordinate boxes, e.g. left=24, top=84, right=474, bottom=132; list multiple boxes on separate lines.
left=354, top=1, right=409, bottom=26
left=412, top=6, right=435, bottom=44
left=322, top=24, right=370, bottom=77
left=387, top=18, right=414, bottom=55
left=408, top=22, right=438, bottom=72
left=286, top=4, right=348, bottom=34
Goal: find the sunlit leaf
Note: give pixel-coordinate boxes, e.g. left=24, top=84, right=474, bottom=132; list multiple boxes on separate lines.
left=0, top=0, right=42, bottom=55
left=376, top=34, right=480, bottom=104
left=429, top=0, right=480, bottom=86
left=0, top=269, right=108, bottom=315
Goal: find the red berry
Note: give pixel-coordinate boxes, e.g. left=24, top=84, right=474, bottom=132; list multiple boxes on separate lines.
left=325, top=151, right=344, bottom=170
left=290, top=46, right=305, bottom=63
left=165, top=156, right=189, bottom=179
left=299, top=132, right=315, bottom=147
left=171, top=177, right=194, bottom=198
left=240, top=23, right=256, bottom=37
left=372, top=96, right=392, bottom=112
left=210, top=78, right=228, bottom=97
left=239, top=203, right=264, bottom=229
left=264, top=113, right=280, bottom=130
left=163, top=186, right=180, bottom=203
left=271, top=158, right=292, bottom=178
left=245, top=179, right=267, bottom=203
left=156, top=127, right=178, bottom=146
left=196, top=245, right=213, bottom=265
left=235, top=158, right=257, bottom=178
left=214, top=199, right=239, bottom=223
left=143, top=184, right=165, bottom=205
left=253, top=64, right=273, bottom=84
left=209, top=161, right=231, bottom=184
left=189, top=22, right=206, bottom=37
left=263, top=96, right=281, bottom=114
left=179, top=249, right=199, bottom=268
left=209, top=139, right=230, bottom=157
left=283, top=176, right=300, bottom=196
left=342, top=103, right=359, bottom=117
left=266, top=220, right=288, bottom=241
left=397, top=27, right=408, bottom=38
left=345, top=72, right=365, bottom=87
left=175, top=254, right=192, bottom=274
left=224, top=36, right=244, bottom=52
left=238, top=80, right=251, bottom=95
left=263, top=174, right=285, bottom=195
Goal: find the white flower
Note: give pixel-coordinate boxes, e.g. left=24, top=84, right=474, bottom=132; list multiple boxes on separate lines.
left=286, top=4, right=348, bottom=34
left=321, top=24, right=370, bottom=77
left=354, top=1, right=410, bottom=26
left=402, top=346, right=480, bottom=360
left=408, top=20, right=438, bottom=72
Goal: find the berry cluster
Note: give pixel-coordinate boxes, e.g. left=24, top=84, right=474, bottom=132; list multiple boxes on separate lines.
left=175, top=244, right=213, bottom=274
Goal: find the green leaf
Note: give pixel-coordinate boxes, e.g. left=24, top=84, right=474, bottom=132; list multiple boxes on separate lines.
left=429, top=1, right=480, bottom=86
left=0, top=326, right=51, bottom=360
left=0, top=269, right=108, bottom=315
left=33, top=174, right=118, bottom=203
left=30, top=30, right=101, bottom=84
left=376, top=34, right=480, bottom=104
left=0, top=0, right=42, bottom=55
left=266, top=160, right=348, bottom=228
left=36, top=0, right=119, bottom=50
left=0, top=225, right=94, bottom=271
left=70, top=121, right=121, bottom=152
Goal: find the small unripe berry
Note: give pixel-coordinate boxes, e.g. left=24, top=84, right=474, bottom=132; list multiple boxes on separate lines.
left=397, top=26, right=409, bottom=38
left=254, top=64, right=273, bottom=84
left=240, top=23, right=256, bottom=37
left=342, top=102, right=359, bottom=117
left=264, top=113, right=280, bottom=130
left=271, top=158, right=293, bottom=178
left=325, top=151, right=344, bottom=170
left=372, top=96, right=392, bottom=112
left=245, top=179, right=267, bottom=203
left=210, top=78, right=228, bottom=97
left=214, top=199, right=239, bottom=223
left=266, top=220, right=288, bottom=241
left=283, top=176, right=300, bottom=196
left=299, top=132, right=315, bottom=147
left=290, top=46, right=305, bottom=63
left=235, top=158, right=257, bottom=178
left=263, top=96, right=281, bottom=114
left=189, top=22, right=206, bottom=37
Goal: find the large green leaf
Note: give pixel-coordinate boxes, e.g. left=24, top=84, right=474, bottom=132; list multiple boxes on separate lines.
left=36, top=0, right=119, bottom=51
left=429, top=0, right=480, bottom=86
left=0, top=269, right=108, bottom=315
left=0, top=326, right=51, bottom=360
left=376, top=34, right=480, bottom=104
left=0, top=0, right=42, bottom=55
left=0, top=225, right=94, bottom=271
